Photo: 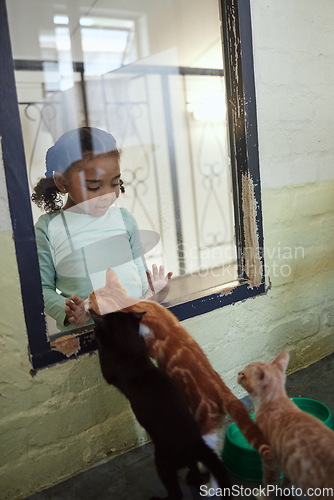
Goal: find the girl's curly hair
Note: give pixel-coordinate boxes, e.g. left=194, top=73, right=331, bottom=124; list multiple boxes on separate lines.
left=31, top=127, right=123, bottom=213
left=31, top=177, right=65, bottom=213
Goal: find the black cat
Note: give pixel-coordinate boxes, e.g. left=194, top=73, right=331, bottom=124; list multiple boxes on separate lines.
left=90, top=310, right=231, bottom=500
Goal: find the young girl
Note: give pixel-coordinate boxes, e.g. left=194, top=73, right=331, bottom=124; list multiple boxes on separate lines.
left=32, top=127, right=171, bottom=332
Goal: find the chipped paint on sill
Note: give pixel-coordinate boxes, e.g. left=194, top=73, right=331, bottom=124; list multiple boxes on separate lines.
left=51, top=334, right=80, bottom=357
left=219, top=280, right=240, bottom=296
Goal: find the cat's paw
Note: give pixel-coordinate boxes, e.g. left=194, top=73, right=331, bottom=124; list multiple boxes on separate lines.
left=259, top=444, right=275, bottom=460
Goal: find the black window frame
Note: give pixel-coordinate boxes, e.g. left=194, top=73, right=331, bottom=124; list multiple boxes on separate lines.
left=0, top=0, right=265, bottom=371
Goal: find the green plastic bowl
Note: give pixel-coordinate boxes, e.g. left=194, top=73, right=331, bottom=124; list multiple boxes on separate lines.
left=221, top=397, right=333, bottom=481
left=292, top=397, right=334, bottom=430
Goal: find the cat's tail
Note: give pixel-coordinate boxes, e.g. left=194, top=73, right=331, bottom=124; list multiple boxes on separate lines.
left=222, top=396, right=274, bottom=460
left=195, top=440, right=231, bottom=496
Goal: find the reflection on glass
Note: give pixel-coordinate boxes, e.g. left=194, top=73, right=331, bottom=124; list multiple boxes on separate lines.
left=80, top=17, right=136, bottom=75
left=7, top=0, right=237, bottom=337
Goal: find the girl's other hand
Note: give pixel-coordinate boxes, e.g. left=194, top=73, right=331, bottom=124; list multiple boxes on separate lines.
left=145, top=264, right=173, bottom=303
left=65, top=295, right=90, bottom=325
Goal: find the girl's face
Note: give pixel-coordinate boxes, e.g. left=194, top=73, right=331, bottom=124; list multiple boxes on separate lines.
left=61, top=155, right=121, bottom=216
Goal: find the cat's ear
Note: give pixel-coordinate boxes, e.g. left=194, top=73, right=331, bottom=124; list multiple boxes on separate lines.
left=254, top=366, right=267, bottom=385
left=272, top=350, right=290, bottom=373
left=105, top=268, right=117, bottom=287
left=131, top=311, right=146, bottom=321
left=89, top=309, right=103, bottom=324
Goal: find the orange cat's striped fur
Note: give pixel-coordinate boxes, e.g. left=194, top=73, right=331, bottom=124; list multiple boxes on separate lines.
left=238, top=351, right=334, bottom=498
left=87, top=269, right=273, bottom=485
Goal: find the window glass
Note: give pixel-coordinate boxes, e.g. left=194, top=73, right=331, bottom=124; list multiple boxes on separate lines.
left=7, top=0, right=237, bottom=338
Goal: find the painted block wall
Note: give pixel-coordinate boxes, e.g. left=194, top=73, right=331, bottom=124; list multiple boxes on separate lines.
left=0, top=1, right=334, bottom=498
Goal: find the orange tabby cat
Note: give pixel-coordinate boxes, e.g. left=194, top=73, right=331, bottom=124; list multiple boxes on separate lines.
left=87, top=269, right=272, bottom=467
left=238, top=350, right=334, bottom=498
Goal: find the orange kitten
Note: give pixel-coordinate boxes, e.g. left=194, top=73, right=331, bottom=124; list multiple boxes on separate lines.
left=238, top=350, right=334, bottom=498
left=87, top=270, right=272, bottom=471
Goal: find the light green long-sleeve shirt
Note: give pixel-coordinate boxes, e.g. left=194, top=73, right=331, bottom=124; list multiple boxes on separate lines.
left=35, top=206, right=148, bottom=332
